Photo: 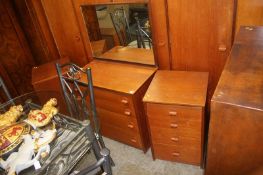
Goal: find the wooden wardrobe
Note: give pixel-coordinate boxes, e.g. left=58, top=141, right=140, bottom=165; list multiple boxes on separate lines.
left=152, top=0, right=236, bottom=100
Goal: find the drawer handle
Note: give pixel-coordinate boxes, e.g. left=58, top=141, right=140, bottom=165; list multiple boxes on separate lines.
left=124, top=110, right=131, bottom=116
left=171, top=137, right=179, bottom=142
left=121, top=99, right=129, bottom=104
left=131, top=139, right=137, bottom=143
left=169, top=111, right=177, bottom=116
left=170, top=123, right=178, bottom=128
left=172, top=152, right=180, bottom=157
left=218, top=44, right=227, bottom=52
left=128, top=124, right=134, bottom=129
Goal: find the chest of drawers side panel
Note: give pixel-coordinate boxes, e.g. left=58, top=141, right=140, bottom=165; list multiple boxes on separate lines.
left=132, top=76, right=154, bottom=152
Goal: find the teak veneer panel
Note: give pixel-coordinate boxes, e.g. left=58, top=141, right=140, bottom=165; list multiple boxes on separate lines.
left=143, top=71, right=208, bottom=106
left=206, top=26, right=263, bottom=175
left=166, top=0, right=235, bottom=100
left=153, top=143, right=201, bottom=165
left=82, top=60, right=156, bottom=94
left=41, top=0, right=88, bottom=66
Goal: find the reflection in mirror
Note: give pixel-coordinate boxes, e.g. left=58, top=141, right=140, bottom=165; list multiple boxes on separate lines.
left=81, top=4, right=155, bottom=66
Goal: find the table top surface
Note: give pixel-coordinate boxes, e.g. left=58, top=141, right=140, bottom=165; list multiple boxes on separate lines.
left=0, top=91, right=90, bottom=175
left=82, top=60, right=157, bottom=94
left=32, top=57, right=70, bottom=85
left=212, top=26, right=263, bottom=111
left=97, top=46, right=155, bottom=66
left=143, top=70, right=209, bottom=107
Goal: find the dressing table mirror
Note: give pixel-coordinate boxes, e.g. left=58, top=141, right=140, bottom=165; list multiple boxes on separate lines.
left=74, top=0, right=156, bottom=66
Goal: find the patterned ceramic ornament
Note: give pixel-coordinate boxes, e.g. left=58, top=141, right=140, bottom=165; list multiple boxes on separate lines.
left=27, top=98, right=58, bottom=128
left=0, top=122, right=31, bottom=156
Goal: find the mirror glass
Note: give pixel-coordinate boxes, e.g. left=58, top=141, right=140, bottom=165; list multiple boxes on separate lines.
left=81, top=4, right=155, bottom=66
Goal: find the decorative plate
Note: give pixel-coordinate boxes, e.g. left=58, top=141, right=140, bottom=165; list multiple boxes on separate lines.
left=0, top=122, right=31, bottom=156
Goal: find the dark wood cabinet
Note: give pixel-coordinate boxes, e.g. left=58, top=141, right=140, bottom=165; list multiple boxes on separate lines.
left=12, top=0, right=59, bottom=65
left=0, top=0, right=35, bottom=97
left=206, top=26, right=263, bottom=175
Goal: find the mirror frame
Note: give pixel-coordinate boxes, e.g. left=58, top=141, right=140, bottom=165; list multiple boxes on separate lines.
left=72, top=0, right=158, bottom=66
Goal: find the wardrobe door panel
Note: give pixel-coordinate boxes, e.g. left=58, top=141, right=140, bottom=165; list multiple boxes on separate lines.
left=149, top=0, right=171, bottom=69
left=41, top=0, right=88, bottom=66
left=167, top=0, right=235, bottom=98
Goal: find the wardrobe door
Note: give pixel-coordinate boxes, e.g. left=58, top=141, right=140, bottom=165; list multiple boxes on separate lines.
left=149, top=0, right=171, bottom=69
left=41, top=0, right=89, bottom=66
left=167, top=0, right=235, bottom=98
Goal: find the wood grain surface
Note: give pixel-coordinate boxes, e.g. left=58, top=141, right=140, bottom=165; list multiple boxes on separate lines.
left=206, top=26, right=263, bottom=175
left=82, top=60, right=156, bottom=94
left=143, top=71, right=208, bottom=107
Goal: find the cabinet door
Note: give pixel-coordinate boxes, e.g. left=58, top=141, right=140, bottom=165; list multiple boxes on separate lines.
left=41, top=0, right=89, bottom=66
left=167, top=0, right=235, bottom=98
left=149, top=0, right=171, bottom=69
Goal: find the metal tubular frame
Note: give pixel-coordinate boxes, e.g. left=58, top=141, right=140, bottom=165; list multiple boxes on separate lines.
left=56, top=63, right=113, bottom=175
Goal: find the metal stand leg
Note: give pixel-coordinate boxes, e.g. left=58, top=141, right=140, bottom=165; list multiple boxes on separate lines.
left=100, top=148, right=112, bottom=175
left=97, top=134, right=115, bottom=166
left=83, top=120, right=101, bottom=160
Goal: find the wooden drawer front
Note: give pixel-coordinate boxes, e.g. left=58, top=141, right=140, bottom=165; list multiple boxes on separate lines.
left=148, top=115, right=201, bottom=137
left=101, top=123, right=142, bottom=148
left=94, top=88, right=136, bottom=117
left=97, top=107, right=139, bottom=132
left=147, top=103, right=202, bottom=122
left=147, top=104, right=202, bottom=129
left=153, top=143, right=201, bottom=165
left=150, top=126, right=201, bottom=145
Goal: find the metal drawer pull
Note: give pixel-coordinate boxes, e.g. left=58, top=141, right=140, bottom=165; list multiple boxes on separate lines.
left=172, top=152, right=180, bottom=157
left=128, top=124, right=134, bottom=129
left=131, top=139, right=137, bottom=143
left=124, top=111, right=131, bottom=116
left=169, top=111, right=177, bottom=116
left=170, top=123, right=178, bottom=128
left=171, top=137, right=179, bottom=142
left=121, top=99, right=129, bottom=104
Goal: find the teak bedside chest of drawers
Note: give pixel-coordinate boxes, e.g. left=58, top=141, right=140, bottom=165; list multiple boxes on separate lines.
left=143, top=71, right=208, bottom=165
left=81, top=60, right=157, bottom=152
